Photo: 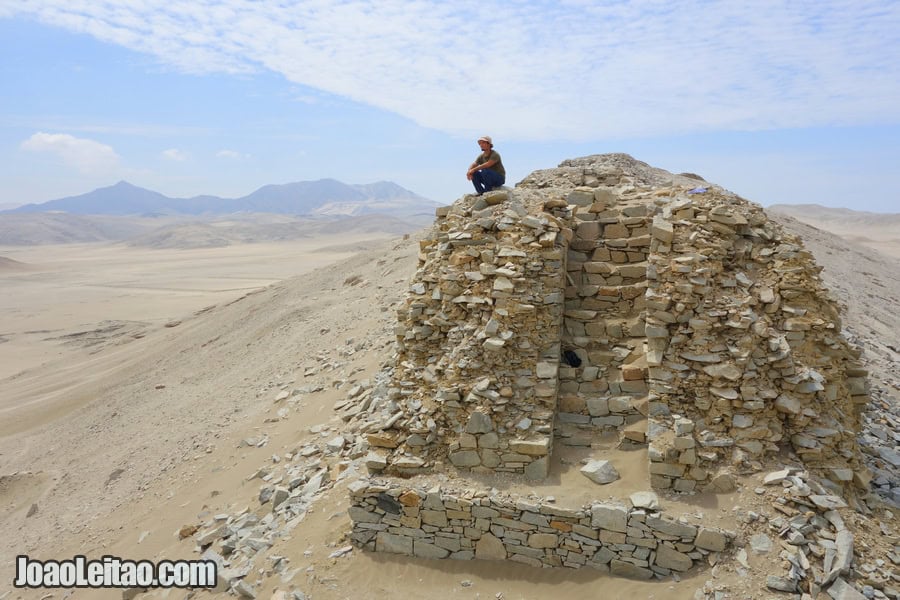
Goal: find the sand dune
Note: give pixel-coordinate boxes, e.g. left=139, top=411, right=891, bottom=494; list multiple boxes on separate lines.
left=0, top=256, right=32, bottom=272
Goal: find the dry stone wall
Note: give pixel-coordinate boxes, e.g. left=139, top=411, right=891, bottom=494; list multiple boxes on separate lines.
left=349, top=480, right=732, bottom=576
left=641, top=187, right=870, bottom=494
left=382, top=189, right=568, bottom=478
left=365, top=152, right=870, bottom=493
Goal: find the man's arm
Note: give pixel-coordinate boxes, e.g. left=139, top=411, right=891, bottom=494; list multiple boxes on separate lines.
left=468, top=154, right=497, bottom=174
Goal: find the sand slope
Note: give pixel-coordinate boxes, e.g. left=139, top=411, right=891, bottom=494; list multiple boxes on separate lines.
left=769, top=203, right=900, bottom=258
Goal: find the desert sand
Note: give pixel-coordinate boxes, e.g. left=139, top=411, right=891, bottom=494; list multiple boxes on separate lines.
left=0, top=204, right=898, bottom=600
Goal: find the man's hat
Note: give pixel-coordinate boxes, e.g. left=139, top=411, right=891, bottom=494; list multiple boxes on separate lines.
left=478, top=135, right=493, bottom=144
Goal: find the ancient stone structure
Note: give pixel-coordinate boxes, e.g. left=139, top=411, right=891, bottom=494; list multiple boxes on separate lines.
left=349, top=153, right=872, bottom=574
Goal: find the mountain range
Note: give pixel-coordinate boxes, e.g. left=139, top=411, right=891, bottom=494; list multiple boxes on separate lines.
left=4, top=179, right=439, bottom=218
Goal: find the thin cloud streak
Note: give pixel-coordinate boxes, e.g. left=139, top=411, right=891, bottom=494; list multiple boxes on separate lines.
left=4, top=0, right=899, bottom=140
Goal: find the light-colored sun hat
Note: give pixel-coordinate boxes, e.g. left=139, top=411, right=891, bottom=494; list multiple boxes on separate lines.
left=477, top=135, right=493, bottom=144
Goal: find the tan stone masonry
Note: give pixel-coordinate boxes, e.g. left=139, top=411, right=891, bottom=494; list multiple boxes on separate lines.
left=349, top=154, right=872, bottom=575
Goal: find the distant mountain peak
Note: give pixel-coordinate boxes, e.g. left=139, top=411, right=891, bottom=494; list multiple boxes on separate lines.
left=4, top=179, right=438, bottom=218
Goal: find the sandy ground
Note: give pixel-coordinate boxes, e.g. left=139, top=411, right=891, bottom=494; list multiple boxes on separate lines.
left=0, top=206, right=897, bottom=600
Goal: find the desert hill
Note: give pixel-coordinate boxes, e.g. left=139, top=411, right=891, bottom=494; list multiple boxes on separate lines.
left=0, top=212, right=159, bottom=245
left=125, top=213, right=433, bottom=249
left=0, top=178, right=439, bottom=247
left=5, top=179, right=438, bottom=218
left=0, top=155, right=897, bottom=599
left=0, top=212, right=433, bottom=247
left=769, top=203, right=900, bottom=258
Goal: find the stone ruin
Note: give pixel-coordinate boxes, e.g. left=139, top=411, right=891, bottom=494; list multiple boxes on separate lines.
left=347, top=153, right=873, bottom=576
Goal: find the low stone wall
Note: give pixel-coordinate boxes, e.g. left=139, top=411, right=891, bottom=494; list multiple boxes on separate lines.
left=348, top=480, right=733, bottom=578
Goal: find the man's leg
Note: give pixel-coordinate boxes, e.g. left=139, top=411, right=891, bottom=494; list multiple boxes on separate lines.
left=472, top=171, right=487, bottom=194
left=481, top=170, right=504, bottom=192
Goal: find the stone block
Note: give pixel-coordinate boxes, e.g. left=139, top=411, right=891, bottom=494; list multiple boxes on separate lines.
left=413, top=540, right=451, bottom=559
left=528, top=533, right=558, bottom=549
left=376, top=532, right=413, bottom=555
left=475, top=533, right=507, bottom=560
left=581, top=460, right=620, bottom=484
left=590, top=503, right=628, bottom=533
left=421, top=510, right=448, bottom=527
left=449, top=450, right=481, bottom=467
left=525, top=457, right=549, bottom=480
left=655, top=543, right=693, bottom=572
left=610, top=559, right=653, bottom=580
left=645, top=515, right=697, bottom=539
left=509, top=438, right=550, bottom=456
left=694, top=528, right=728, bottom=552
left=586, top=397, right=609, bottom=416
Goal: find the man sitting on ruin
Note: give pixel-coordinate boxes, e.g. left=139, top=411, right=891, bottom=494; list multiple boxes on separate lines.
left=467, top=135, right=506, bottom=195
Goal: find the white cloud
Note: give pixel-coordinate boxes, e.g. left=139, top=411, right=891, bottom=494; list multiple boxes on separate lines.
left=216, top=149, right=248, bottom=159
left=7, top=1, right=900, bottom=140
left=20, top=131, right=121, bottom=174
left=161, top=148, right=188, bottom=161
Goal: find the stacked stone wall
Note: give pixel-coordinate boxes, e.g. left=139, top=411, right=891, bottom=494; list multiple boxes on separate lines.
left=348, top=154, right=873, bottom=577
left=366, top=154, right=870, bottom=494
left=551, top=187, right=653, bottom=448
left=641, top=190, right=870, bottom=493
left=381, top=190, right=568, bottom=478
left=348, top=480, right=732, bottom=577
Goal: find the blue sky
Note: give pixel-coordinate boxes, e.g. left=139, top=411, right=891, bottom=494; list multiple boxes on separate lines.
left=0, top=1, right=898, bottom=212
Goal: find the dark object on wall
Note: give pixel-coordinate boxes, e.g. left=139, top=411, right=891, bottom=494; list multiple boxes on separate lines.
left=562, top=350, right=582, bottom=367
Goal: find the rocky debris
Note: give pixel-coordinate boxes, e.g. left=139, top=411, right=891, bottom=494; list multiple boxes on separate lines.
left=175, top=416, right=382, bottom=599
left=694, top=466, right=899, bottom=600
left=858, top=386, right=900, bottom=508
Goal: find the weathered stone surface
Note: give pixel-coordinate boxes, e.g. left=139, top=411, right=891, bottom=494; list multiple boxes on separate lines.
left=591, top=504, right=628, bottom=533
left=449, top=450, right=481, bottom=467
left=766, top=575, right=798, bottom=593
left=466, top=411, right=494, bottom=434
left=629, top=491, right=659, bottom=510
left=694, top=528, right=728, bottom=552
left=610, top=559, right=654, bottom=580
left=750, top=533, right=773, bottom=554
left=580, top=460, right=620, bottom=484
left=509, top=438, right=551, bottom=456
left=524, top=457, right=549, bottom=480
left=645, top=515, right=697, bottom=539
left=655, top=544, right=692, bottom=572
left=528, top=533, right=558, bottom=548
left=413, top=540, right=451, bottom=559
left=475, top=533, right=507, bottom=560
left=376, top=532, right=413, bottom=555
left=827, top=578, right=867, bottom=600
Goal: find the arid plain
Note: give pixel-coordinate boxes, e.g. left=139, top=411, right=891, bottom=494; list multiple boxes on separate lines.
left=0, top=201, right=898, bottom=599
